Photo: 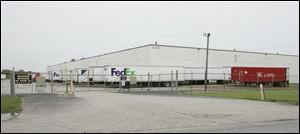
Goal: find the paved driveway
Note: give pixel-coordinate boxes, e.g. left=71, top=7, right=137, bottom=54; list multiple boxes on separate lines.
left=1, top=91, right=299, bottom=133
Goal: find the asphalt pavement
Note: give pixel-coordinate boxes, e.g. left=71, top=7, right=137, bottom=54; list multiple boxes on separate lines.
left=1, top=90, right=299, bottom=133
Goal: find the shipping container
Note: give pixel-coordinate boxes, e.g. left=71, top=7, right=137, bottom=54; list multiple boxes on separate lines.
left=88, top=66, right=105, bottom=82
left=231, top=66, right=288, bottom=86
left=70, top=68, right=88, bottom=83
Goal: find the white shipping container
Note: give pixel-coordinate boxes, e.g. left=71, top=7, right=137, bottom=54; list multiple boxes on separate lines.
left=184, top=67, right=231, bottom=81
left=89, top=66, right=105, bottom=82
left=73, top=68, right=89, bottom=82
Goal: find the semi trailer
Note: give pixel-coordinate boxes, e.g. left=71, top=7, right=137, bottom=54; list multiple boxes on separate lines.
left=47, top=65, right=233, bottom=86
left=231, top=66, right=289, bottom=86
left=88, top=65, right=185, bottom=86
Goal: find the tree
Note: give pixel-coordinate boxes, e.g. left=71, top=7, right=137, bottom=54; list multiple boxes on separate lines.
left=1, top=69, right=11, bottom=79
left=1, top=69, right=11, bottom=74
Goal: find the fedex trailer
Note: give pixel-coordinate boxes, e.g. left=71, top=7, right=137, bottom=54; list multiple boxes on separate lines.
left=87, top=65, right=184, bottom=86
left=88, top=66, right=105, bottom=82
left=73, top=68, right=89, bottom=83
left=107, top=65, right=183, bottom=81
left=50, top=70, right=63, bottom=82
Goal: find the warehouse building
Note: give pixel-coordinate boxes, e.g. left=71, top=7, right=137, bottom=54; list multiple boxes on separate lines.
left=47, top=44, right=299, bottom=84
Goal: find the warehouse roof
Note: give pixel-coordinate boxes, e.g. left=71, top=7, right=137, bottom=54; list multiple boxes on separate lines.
left=48, top=44, right=299, bottom=67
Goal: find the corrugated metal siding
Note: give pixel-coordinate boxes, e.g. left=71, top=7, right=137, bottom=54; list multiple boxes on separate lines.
left=47, top=44, right=299, bottom=83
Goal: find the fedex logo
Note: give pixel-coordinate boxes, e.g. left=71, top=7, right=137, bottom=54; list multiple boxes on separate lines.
left=53, top=72, right=61, bottom=77
left=111, top=68, right=135, bottom=76
left=53, top=72, right=60, bottom=77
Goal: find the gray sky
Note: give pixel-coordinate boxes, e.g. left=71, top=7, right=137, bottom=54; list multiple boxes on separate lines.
left=1, top=1, right=299, bottom=72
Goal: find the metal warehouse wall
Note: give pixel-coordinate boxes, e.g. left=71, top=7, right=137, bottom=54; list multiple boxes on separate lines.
left=150, top=45, right=299, bottom=83
left=47, top=44, right=299, bottom=83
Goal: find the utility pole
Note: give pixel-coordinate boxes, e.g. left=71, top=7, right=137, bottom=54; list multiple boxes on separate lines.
left=203, top=33, right=210, bottom=92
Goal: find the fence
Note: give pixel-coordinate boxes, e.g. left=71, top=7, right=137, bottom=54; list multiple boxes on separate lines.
left=1, top=72, right=52, bottom=95
left=1, top=71, right=299, bottom=95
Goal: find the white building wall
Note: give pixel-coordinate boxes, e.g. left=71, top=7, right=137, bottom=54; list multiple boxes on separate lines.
left=47, top=44, right=299, bottom=83
left=151, top=45, right=206, bottom=67
left=150, top=45, right=299, bottom=83
left=94, top=46, right=152, bottom=66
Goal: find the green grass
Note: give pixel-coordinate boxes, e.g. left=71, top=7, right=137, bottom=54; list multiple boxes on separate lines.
left=184, top=86, right=299, bottom=105
left=1, top=96, right=22, bottom=113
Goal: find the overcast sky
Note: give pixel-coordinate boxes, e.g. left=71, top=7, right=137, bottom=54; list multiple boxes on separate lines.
left=1, top=1, right=299, bottom=72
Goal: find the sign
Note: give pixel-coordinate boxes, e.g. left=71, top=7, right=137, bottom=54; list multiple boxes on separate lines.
left=53, top=72, right=61, bottom=77
left=111, top=68, right=135, bottom=76
left=256, top=72, right=275, bottom=78
left=15, top=74, right=32, bottom=84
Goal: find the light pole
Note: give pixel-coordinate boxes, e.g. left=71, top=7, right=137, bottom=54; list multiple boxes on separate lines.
left=203, top=33, right=210, bottom=92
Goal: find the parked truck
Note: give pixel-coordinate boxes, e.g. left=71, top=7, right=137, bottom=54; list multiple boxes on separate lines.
left=231, top=66, right=288, bottom=87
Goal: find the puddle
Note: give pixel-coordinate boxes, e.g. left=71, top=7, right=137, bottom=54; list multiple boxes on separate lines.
left=1, top=112, right=20, bottom=122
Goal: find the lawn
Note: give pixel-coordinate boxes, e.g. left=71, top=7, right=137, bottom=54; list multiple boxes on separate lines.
left=1, top=96, right=22, bottom=113
left=184, top=85, right=299, bottom=105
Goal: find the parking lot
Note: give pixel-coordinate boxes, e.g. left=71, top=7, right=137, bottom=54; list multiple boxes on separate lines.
left=1, top=80, right=299, bottom=133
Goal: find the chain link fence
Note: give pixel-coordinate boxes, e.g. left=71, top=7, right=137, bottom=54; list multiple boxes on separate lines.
left=1, top=72, right=52, bottom=95
left=47, top=72, right=299, bottom=93
left=1, top=71, right=299, bottom=96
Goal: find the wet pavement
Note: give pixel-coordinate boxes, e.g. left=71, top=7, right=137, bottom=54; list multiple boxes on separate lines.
left=1, top=90, right=299, bottom=133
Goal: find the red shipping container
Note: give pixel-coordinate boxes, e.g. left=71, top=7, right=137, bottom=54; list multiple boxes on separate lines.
left=231, top=67, right=287, bottom=83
